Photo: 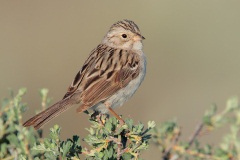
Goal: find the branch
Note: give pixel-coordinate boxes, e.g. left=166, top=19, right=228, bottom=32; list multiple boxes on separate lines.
left=187, top=123, right=204, bottom=149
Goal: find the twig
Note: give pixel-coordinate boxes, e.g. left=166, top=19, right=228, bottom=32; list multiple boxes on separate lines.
left=162, top=129, right=181, bottom=160
left=108, top=136, right=123, bottom=160
left=187, top=123, right=204, bottom=149
left=2, top=156, right=15, bottom=160
left=173, top=145, right=222, bottom=160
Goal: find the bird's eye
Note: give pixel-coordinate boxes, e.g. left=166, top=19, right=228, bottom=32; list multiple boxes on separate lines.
left=121, top=34, right=127, bottom=38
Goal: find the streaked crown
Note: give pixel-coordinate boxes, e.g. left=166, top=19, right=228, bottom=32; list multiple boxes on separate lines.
left=110, top=20, right=141, bottom=36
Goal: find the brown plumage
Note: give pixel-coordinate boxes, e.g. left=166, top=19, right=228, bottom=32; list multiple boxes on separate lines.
left=23, top=20, right=146, bottom=129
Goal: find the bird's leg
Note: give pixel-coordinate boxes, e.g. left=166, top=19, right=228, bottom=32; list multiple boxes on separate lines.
left=105, top=102, right=125, bottom=125
left=96, top=113, right=104, bottom=126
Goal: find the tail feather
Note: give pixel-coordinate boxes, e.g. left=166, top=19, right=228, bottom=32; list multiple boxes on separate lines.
left=23, top=98, right=71, bottom=130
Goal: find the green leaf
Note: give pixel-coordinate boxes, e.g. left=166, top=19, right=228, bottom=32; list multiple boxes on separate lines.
left=148, top=121, right=156, bottom=129
left=105, top=120, right=113, bottom=133
left=122, top=153, right=133, bottom=159
left=125, top=119, right=133, bottom=129
left=39, top=88, right=49, bottom=97
left=226, top=97, right=239, bottom=112
left=17, top=88, right=27, bottom=97
left=62, top=141, right=73, bottom=158
left=108, top=147, right=113, bottom=158
left=203, top=104, right=217, bottom=126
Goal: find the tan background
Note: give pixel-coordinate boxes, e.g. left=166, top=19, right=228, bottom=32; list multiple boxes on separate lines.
left=1, top=0, right=240, bottom=159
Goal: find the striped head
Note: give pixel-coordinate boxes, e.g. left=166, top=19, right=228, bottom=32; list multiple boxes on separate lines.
left=102, top=20, right=145, bottom=51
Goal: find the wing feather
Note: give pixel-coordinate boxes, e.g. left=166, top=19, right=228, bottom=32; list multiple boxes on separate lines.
left=62, top=44, right=105, bottom=99
left=62, top=44, right=140, bottom=112
left=78, top=48, right=140, bottom=111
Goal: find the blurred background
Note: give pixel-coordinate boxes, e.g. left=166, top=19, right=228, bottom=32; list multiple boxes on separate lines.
left=1, top=0, right=240, bottom=159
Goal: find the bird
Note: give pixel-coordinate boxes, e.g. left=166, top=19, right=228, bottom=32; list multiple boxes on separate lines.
left=23, top=19, right=146, bottom=130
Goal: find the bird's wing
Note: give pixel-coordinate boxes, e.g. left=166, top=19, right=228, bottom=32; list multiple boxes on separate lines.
left=62, top=44, right=105, bottom=99
left=63, top=44, right=140, bottom=112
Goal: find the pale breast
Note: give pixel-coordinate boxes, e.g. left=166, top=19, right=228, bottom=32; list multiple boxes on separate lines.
left=93, top=51, right=146, bottom=113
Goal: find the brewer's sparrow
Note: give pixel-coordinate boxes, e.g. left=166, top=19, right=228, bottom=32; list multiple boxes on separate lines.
left=23, top=20, right=146, bottom=129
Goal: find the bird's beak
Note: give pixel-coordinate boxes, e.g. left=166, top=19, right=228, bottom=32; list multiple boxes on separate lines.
left=133, top=34, right=145, bottom=41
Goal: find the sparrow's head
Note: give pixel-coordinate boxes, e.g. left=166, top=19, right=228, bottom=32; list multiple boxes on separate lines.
left=102, top=20, right=145, bottom=51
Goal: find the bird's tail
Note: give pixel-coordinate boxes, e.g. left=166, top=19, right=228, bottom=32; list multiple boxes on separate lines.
left=23, top=98, right=72, bottom=130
